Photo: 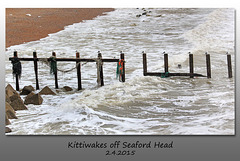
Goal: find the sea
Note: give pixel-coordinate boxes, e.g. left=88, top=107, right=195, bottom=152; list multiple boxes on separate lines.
left=5, top=8, right=235, bottom=135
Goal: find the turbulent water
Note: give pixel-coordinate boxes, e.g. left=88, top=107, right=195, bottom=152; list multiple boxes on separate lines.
left=5, top=8, right=235, bottom=135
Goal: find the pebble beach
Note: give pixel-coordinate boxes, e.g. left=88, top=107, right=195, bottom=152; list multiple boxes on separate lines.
left=6, top=8, right=114, bottom=48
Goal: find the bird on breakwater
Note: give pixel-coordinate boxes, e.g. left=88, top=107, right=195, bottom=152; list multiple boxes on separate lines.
left=178, top=64, right=182, bottom=69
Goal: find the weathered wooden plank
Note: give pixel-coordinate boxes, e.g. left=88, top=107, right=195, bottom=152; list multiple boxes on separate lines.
left=206, top=53, right=211, bottom=78
left=13, top=51, right=20, bottom=91
left=9, top=57, right=119, bottom=62
left=227, top=53, right=232, bottom=78
left=33, top=51, right=39, bottom=90
left=143, top=52, right=147, bottom=76
left=145, top=72, right=206, bottom=77
left=9, top=57, right=36, bottom=61
left=97, top=52, right=104, bottom=86
left=52, top=52, right=58, bottom=89
left=164, top=53, right=168, bottom=73
left=120, top=53, right=125, bottom=82
left=76, top=52, right=82, bottom=90
left=189, top=53, right=194, bottom=78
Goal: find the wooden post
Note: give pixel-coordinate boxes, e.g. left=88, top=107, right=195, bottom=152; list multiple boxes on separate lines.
left=227, top=53, right=232, bottom=78
left=97, top=51, right=104, bottom=86
left=120, top=52, right=125, bottom=82
left=189, top=53, right=194, bottom=78
left=206, top=53, right=211, bottom=78
left=52, top=52, right=58, bottom=89
left=143, top=51, right=147, bottom=76
left=164, top=53, right=168, bottom=73
left=76, top=52, right=82, bottom=90
left=33, top=51, right=40, bottom=90
left=13, top=51, right=20, bottom=91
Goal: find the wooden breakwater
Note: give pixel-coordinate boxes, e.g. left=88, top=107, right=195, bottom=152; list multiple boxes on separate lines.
left=142, top=51, right=233, bottom=79
left=9, top=51, right=125, bottom=91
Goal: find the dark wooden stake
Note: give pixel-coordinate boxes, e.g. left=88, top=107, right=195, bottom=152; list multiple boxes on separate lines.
left=206, top=53, right=211, bottom=78
left=227, top=53, right=232, bottom=78
left=189, top=53, right=194, bottom=78
left=120, top=52, right=125, bottom=82
left=14, top=51, right=20, bottom=91
left=143, top=52, right=147, bottom=76
left=164, top=53, right=168, bottom=73
left=33, top=51, right=40, bottom=90
left=97, top=52, right=104, bottom=86
left=52, top=52, right=58, bottom=89
left=76, top=52, right=82, bottom=90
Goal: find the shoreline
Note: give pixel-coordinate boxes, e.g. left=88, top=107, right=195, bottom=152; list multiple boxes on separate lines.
left=6, top=8, right=114, bottom=48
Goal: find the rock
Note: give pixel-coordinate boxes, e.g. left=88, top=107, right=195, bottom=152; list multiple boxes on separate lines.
left=20, top=85, right=35, bottom=95
left=10, top=93, right=21, bottom=102
left=39, top=86, right=56, bottom=95
left=24, top=92, right=34, bottom=104
left=5, top=84, right=18, bottom=98
left=24, top=92, right=43, bottom=105
left=10, top=94, right=28, bottom=111
left=5, top=127, right=12, bottom=133
left=63, top=86, right=73, bottom=92
left=5, top=115, right=11, bottom=125
left=6, top=102, right=18, bottom=119
left=7, top=86, right=28, bottom=110
left=6, top=94, right=11, bottom=103
left=136, top=14, right=141, bottom=17
left=130, top=23, right=137, bottom=26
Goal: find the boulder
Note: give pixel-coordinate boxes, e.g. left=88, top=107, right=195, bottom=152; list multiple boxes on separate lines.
left=5, top=127, right=12, bottom=133
left=5, top=84, right=18, bottom=98
left=20, top=85, right=35, bottom=95
left=6, top=102, right=18, bottom=119
left=10, top=93, right=21, bottom=102
left=63, top=86, right=73, bottom=92
left=24, top=92, right=43, bottom=105
left=6, top=94, right=11, bottom=103
left=5, top=115, right=11, bottom=125
left=39, top=86, right=56, bottom=95
left=10, top=94, right=28, bottom=110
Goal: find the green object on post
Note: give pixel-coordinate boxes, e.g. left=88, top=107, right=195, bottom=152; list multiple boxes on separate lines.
left=116, top=59, right=124, bottom=81
left=11, top=57, right=22, bottom=79
left=161, top=72, right=169, bottom=78
left=49, top=56, right=57, bottom=75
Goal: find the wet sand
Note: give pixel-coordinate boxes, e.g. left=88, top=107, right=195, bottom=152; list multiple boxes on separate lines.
left=6, top=8, right=114, bottom=48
